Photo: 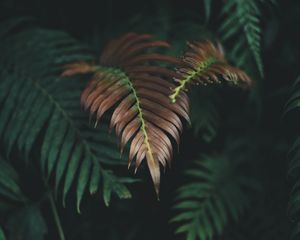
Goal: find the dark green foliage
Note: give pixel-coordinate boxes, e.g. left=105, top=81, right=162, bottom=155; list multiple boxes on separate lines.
left=0, top=0, right=297, bottom=239
left=0, top=155, right=25, bottom=204
left=6, top=206, right=47, bottom=240
left=223, top=198, right=288, bottom=240
left=285, top=76, right=300, bottom=240
left=0, top=19, right=132, bottom=212
left=0, top=227, right=6, bottom=240
left=284, top=76, right=300, bottom=115
left=172, top=153, right=255, bottom=240
left=102, top=172, right=133, bottom=207
left=219, top=0, right=269, bottom=77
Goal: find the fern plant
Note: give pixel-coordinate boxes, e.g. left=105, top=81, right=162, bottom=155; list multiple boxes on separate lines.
left=284, top=76, right=300, bottom=240
left=171, top=153, right=255, bottom=240
left=0, top=0, right=289, bottom=237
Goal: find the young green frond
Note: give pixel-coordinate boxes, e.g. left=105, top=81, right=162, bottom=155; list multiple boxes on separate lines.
left=62, top=33, right=190, bottom=196
left=169, top=41, right=252, bottom=103
left=171, top=154, right=254, bottom=240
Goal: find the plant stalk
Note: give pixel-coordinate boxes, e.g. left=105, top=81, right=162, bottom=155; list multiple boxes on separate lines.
left=48, top=193, right=66, bottom=240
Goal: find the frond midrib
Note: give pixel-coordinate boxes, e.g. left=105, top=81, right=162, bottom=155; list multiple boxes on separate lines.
left=89, top=64, right=155, bottom=165
left=169, top=57, right=218, bottom=103
left=121, top=72, right=154, bottom=161
left=33, top=79, right=100, bottom=167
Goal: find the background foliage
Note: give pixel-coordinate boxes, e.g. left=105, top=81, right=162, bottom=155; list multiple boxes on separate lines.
left=0, top=0, right=299, bottom=239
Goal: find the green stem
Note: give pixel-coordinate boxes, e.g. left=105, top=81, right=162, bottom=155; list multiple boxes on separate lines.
left=169, top=57, right=217, bottom=103
left=48, top=193, right=66, bottom=240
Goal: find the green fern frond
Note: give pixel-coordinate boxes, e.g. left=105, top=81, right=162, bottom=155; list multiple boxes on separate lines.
left=171, top=154, right=254, bottom=240
left=285, top=138, right=300, bottom=240
left=0, top=155, right=26, bottom=204
left=284, top=76, right=300, bottom=240
left=0, top=20, right=132, bottom=211
left=283, top=76, right=300, bottom=115
left=219, top=0, right=268, bottom=77
left=103, top=171, right=133, bottom=207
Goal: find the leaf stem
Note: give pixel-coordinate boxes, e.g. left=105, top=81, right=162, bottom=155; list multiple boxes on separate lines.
left=169, top=57, right=217, bottom=103
left=48, top=192, right=66, bottom=240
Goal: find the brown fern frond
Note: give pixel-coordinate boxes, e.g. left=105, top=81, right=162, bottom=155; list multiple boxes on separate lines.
left=169, top=41, right=252, bottom=103
left=62, top=33, right=190, bottom=196
left=61, top=61, right=96, bottom=77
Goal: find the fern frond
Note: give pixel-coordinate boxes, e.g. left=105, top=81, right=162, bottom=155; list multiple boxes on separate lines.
left=284, top=76, right=300, bottom=240
left=63, top=33, right=190, bottom=196
left=284, top=76, right=300, bottom=115
left=169, top=41, right=251, bottom=103
left=171, top=154, right=254, bottom=240
left=0, top=155, right=26, bottom=204
left=219, top=0, right=268, bottom=77
left=0, top=22, right=132, bottom=211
